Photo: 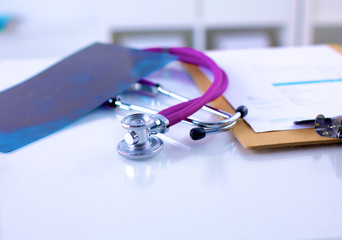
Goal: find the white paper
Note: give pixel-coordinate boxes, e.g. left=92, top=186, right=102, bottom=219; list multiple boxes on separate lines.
left=206, top=45, right=342, bottom=132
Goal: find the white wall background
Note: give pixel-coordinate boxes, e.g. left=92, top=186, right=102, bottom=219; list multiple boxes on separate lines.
left=1, top=0, right=342, bottom=59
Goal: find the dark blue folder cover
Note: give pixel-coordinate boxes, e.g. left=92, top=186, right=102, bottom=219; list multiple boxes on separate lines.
left=0, top=43, right=176, bottom=152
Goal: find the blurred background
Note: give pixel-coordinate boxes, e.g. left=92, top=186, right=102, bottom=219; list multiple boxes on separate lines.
left=0, top=0, right=342, bottom=59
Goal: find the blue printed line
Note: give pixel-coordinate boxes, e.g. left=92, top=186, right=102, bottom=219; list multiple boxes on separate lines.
left=273, top=78, right=342, bottom=86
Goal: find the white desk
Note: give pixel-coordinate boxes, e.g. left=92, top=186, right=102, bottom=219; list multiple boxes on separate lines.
left=1, top=58, right=342, bottom=240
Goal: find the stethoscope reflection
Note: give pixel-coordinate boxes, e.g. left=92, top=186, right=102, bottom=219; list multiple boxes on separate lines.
left=122, top=152, right=169, bottom=188
left=124, top=163, right=156, bottom=187
left=123, top=143, right=342, bottom=187
left=121, top=133, right=237, bottom=187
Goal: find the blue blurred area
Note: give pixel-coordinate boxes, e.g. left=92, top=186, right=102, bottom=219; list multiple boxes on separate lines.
left=0, top=15, right=13, bottom=32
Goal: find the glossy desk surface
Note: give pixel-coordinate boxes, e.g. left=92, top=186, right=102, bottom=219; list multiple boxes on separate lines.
left=1, top=61, right=342, bottom=240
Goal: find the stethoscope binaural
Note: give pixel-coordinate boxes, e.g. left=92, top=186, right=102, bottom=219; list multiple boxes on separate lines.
left=110, top=47, right=248, bottom=160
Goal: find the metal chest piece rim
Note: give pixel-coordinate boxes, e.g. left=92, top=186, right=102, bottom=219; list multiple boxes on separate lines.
left=117, top=113, right=164, bottom=160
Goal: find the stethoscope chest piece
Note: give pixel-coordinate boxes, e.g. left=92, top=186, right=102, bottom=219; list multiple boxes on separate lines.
left=117, top=113, right=164, bottom=160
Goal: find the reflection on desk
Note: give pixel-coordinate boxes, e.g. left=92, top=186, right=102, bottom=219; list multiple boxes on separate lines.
left=1, top=62, right=342, bottom=240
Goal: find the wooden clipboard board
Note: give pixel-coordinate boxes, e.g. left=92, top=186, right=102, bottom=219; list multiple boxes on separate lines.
left=184, top=44, right=342, bottom=149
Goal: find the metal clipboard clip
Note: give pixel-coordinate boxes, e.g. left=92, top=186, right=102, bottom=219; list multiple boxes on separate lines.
left=314, top=114, right=342, bottom=139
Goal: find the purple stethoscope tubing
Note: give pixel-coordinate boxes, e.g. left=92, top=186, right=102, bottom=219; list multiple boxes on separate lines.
left=145, top=47, right=228, bottom=127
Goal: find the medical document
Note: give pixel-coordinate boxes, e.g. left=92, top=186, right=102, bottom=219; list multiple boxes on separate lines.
left=206, top=45, right=342, bottom=132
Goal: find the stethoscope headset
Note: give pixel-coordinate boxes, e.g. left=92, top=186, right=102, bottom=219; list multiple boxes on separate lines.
left=107, top=47, right=248, bottom=160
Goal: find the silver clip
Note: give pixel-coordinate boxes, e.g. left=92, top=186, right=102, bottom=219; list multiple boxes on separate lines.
left=314, top=114, right=342, bottom=139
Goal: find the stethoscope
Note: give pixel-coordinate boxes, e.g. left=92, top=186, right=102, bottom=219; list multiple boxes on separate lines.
left=108, top=47, right=248, bottom=160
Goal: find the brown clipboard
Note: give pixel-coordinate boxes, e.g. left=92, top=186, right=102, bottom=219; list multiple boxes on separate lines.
left=183, top=44, right=342, bottom=149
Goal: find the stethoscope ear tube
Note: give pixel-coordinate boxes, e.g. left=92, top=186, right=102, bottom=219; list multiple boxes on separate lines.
left=190, top=105, right=248, bottom=140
